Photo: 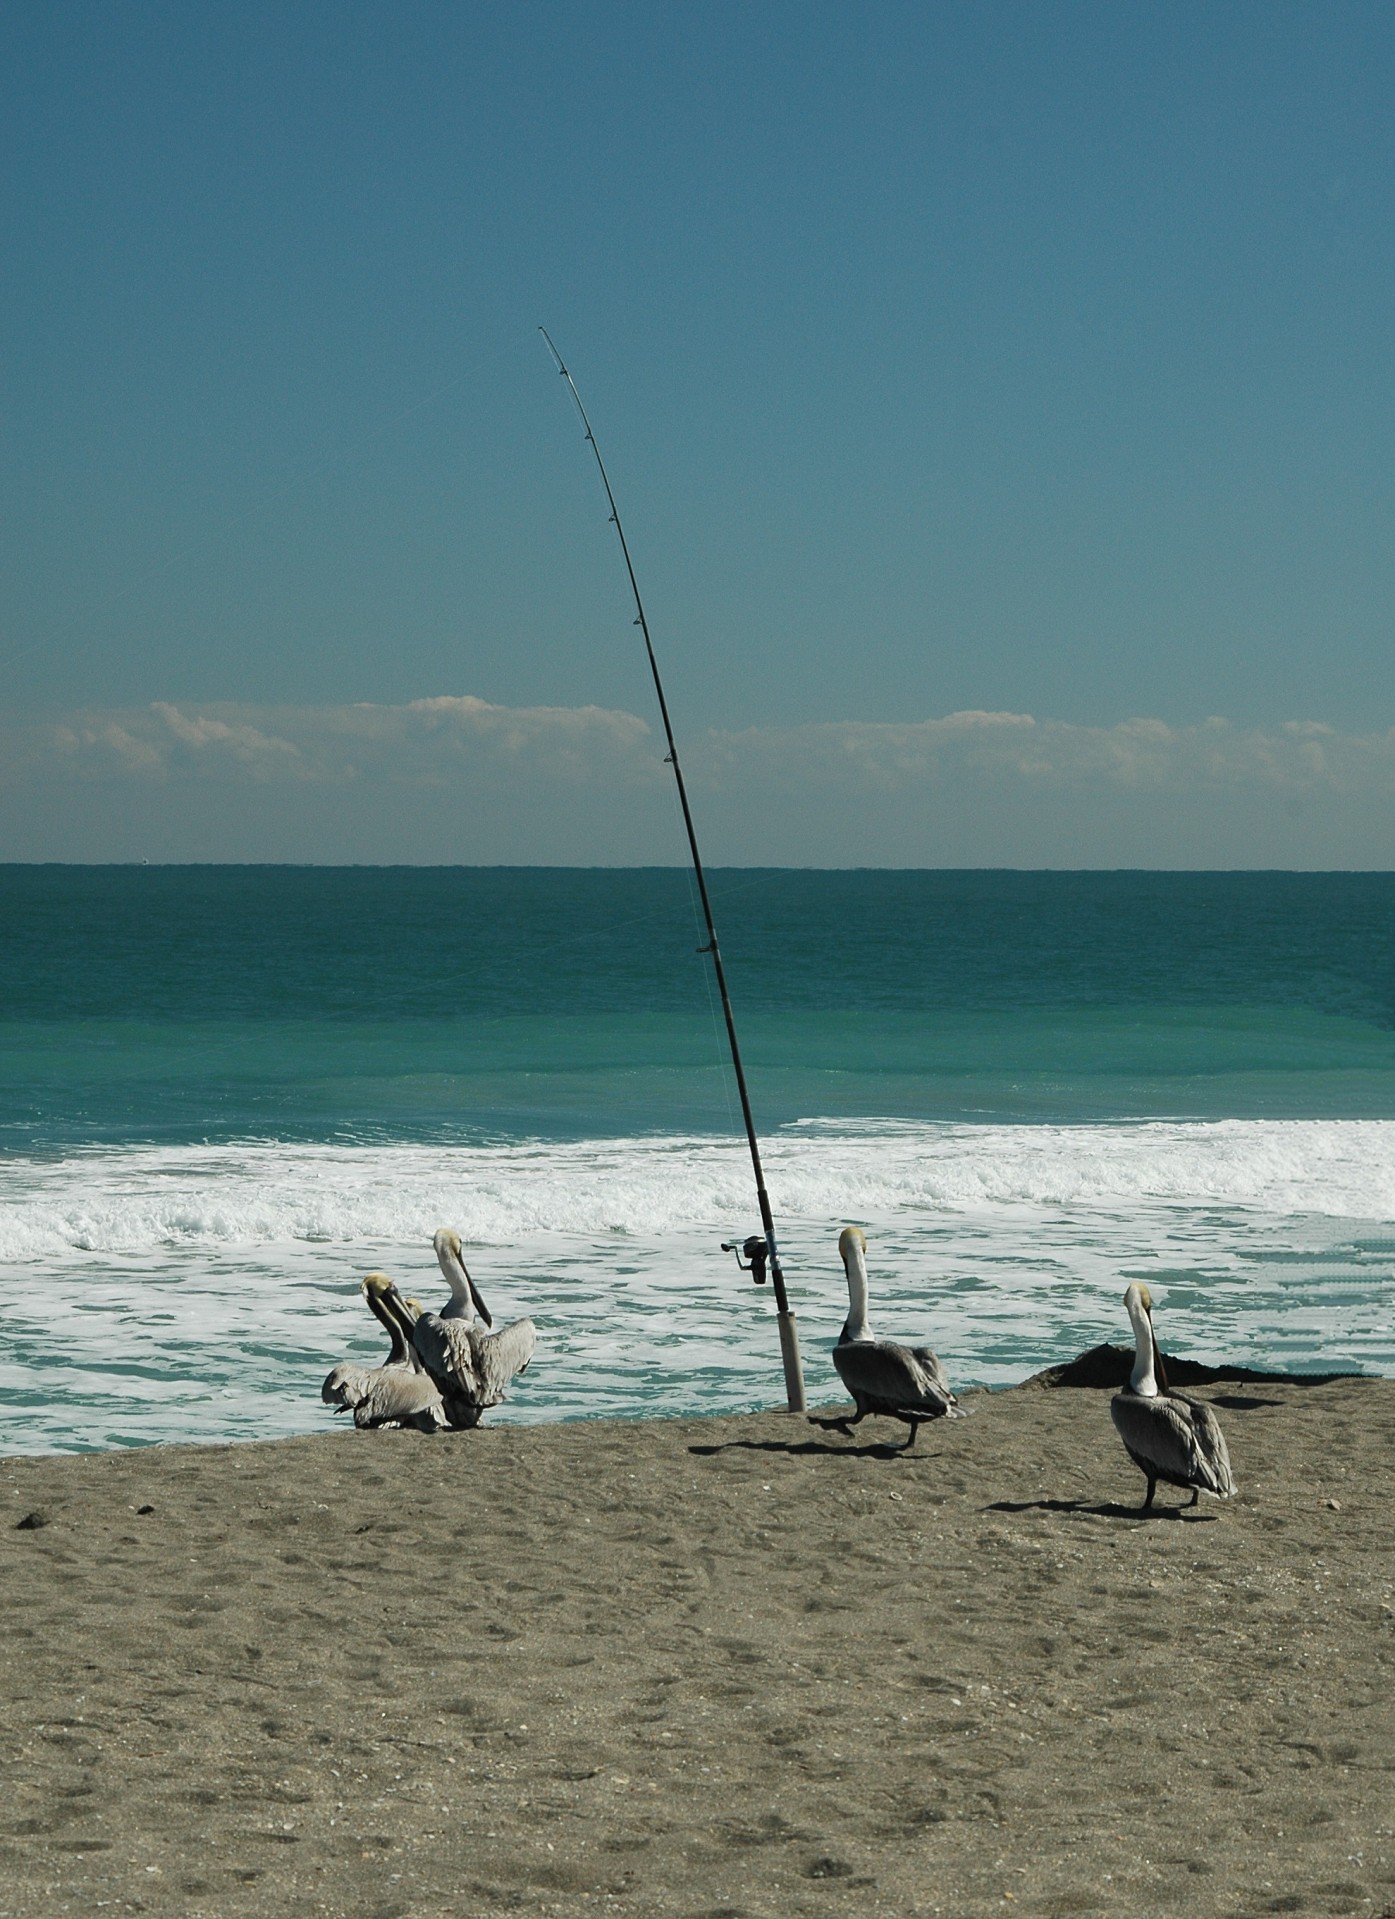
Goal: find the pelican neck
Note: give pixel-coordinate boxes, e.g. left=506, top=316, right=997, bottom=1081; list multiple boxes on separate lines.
left=841, top=1245, right=872, bottom=1342
left=1127, top=1299, right=1159, bottom=1397
left=436, top=1251, right=476, bottom=1324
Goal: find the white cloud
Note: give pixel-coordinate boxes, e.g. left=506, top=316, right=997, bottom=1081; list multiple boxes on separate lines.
left=697, top=709, right=1395, bottom=797
left=2, top=695, right=1394, bottom=864
left=5, top=696, right=657, bottom=790
left=151, top=701, right=302, bottom=760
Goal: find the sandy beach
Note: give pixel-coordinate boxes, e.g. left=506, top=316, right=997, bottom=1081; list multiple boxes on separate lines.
left=2, top=1375, right=1393, bottom=1919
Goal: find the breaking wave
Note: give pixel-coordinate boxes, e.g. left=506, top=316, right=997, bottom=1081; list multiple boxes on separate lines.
left=2, top=1119, right=1394, bottom=1259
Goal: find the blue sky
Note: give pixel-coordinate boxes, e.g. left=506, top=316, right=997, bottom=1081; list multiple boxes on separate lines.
left=2, top=2, right=1393, bottom=862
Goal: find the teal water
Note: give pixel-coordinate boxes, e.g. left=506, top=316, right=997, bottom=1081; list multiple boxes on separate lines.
left=1, top=867, right=1392, bottom=1451
left=4, top=867, right=1395, bottom=1146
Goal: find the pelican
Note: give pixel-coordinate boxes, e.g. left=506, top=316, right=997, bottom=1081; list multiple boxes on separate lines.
left=321, top=1274, right=446, bottom=1432
left=321, top=1272, right=408, bottom=1406
left=377, top=1273, right=535, bottom=1431
left=1111, top=1282, right=1236, bottom=1510
left=815, top=1225, right=962, bottom=1448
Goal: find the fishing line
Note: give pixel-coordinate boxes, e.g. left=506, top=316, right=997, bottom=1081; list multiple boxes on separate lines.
left=540, top=326, right=806, bottom=1414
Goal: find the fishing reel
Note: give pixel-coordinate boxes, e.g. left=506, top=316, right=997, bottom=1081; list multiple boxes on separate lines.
left=721, top=1236, right=769, bottom=1286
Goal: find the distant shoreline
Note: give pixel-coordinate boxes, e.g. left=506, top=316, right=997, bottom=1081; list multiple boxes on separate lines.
left=5, top=859, right=1395, bottom=871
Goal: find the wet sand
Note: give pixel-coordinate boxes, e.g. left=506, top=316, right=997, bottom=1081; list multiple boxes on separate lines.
left=2, top=1376, right=1393, bottom=1918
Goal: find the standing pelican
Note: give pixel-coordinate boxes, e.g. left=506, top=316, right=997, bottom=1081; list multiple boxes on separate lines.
left=377, top=1274, right=535, bottom=1431
left=1111, top=1282, right=1236, bottom=1510
left=321, top=1274, right=446, bottom=1432
left=816, top=1226, right=962, bottom=1448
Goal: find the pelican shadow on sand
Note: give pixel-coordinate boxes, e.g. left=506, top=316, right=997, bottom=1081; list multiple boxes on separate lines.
left=984, top=1496, right=1226, bottom=1524
left=688, top=1434, right=934, bottom=1462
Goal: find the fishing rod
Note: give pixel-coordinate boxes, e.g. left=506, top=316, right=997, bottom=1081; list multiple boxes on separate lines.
left=540, top=328, right=807, bottom=1416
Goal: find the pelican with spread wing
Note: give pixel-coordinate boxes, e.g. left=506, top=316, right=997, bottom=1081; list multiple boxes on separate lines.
left=377, top=1254, right=535, bottom=1431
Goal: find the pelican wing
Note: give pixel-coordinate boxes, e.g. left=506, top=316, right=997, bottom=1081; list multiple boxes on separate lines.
left=411, top=1312, right=536, bottom=1410
left=474, top=1316, right=536, bottom=1402
left=906, top=1344, right=956, bottom=1401
left=322, top=1362, right=376, bottom=1410
left=350, top=1371, right=446, bottom=1431
left=833, top=1337, right=956, bottom=1418
left=1111, top=1389, right=1236, bottom=1497
left=411, top=1313, right=488, bottom=1402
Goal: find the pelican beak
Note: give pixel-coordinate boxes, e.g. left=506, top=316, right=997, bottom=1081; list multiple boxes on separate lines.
left=467, top=1275, right=493, bottom=1328
left=381, top=1282, right=419, bottom=1325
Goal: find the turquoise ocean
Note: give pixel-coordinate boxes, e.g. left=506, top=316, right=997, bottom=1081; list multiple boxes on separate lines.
left=1, top=866, right=1392, bottom=1454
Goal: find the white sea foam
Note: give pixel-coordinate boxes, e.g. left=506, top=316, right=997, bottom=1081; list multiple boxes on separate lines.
left=2, top=1118, right=1395, bottom=1259
left=1, top=1118, right=1391, bottom=1453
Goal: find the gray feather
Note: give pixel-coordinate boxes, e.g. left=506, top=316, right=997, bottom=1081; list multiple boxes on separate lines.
left=833, top=1337, right=957, bottom=1419
left=323, top=1278, right=427, bottom=1416
left=1111, top=1387, right=1236, bottom=1498
left=413, top=1311, right=537, bottom=1415
left=348, top=1371, right=447, bottom=1431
